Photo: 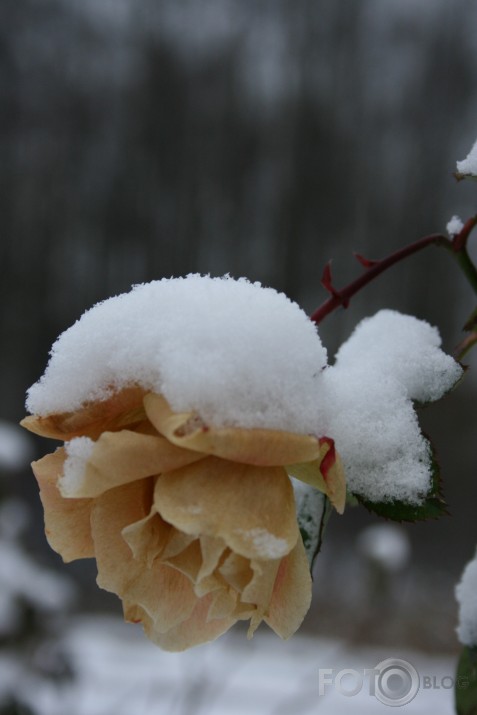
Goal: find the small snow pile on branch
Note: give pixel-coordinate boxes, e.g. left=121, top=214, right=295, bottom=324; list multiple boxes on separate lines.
left=447, top=215, right=464, bottom=237
left=456, top=137, right=477, bottom=179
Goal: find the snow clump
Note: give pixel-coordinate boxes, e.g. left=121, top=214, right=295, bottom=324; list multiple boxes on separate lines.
left=456, top=137, right=477, bottom=176
left=315, top=310, right=462, bottom=504
left=447, top=215, right=464, bottom=237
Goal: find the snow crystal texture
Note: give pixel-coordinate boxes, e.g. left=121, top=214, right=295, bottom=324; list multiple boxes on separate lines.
left=316, top=310, right=462, bottom=504
left=62, top=437, right=95, bottom=497
left=26, top=276, right=328, bottom=434
left=456, top=548, right=477, bottom=647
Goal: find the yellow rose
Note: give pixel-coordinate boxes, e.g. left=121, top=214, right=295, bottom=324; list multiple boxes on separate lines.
left=22, top=387, right=344, bottom=651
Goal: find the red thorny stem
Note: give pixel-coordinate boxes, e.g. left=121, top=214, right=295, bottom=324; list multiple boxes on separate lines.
left=310, top=215, right=477, bottom=327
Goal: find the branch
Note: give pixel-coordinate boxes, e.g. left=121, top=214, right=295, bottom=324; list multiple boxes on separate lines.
left=310, top=234, right=449, bottom=326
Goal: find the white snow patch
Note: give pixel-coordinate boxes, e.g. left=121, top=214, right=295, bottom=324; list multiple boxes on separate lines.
left=61, top=438, right=95, bottom=497
left=236, top=528, right=289, bottom=559
left=456, top=547, right=477, bottom=647
left=457, top=137, right=477, bottom=176
left=26, top=275, right=328, bottom=434
left=315, top=311, right=462, bottom=504
left=447, top=215, right=464, bottom=237
left=333, top=310, right=462, bottom=404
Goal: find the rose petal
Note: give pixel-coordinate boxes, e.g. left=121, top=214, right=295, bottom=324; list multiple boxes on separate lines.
left=31, top=449, right=95, bottom=562
left=287, top=440, right=346, bottom=514
left=144, top=393, right=322, bottom=466
left=163, top=540, right=202, bottom=582
left=198, top=535, right=227, bottom=581
left=242, top=558, right=280, bottom=609
left=91, top=480, right=197, bottom=632
left=138, top=593, right=237, bottom=651
left=219, top=552, right=253, bottom=593
left=61, top=430, right=203, bottom=498
left=21, top=386, right=147, bottom=440
left=241, top=559, right=281, bottom=638
left=161, top=530, right=196, bottom=560
left=154, top=457, right=299, bottom=560
left=264, top=536, right=312, bottom=639
left=208, top=588, right=237, bottom=620
left=122, top=508, right=171, bottom=567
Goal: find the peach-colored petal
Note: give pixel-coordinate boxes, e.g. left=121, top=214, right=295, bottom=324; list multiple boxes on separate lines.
left=91, top=480, right=197, bottom=632
left=288, top=444, right=346, bottom=514
left=139, top=593, right=237, bottom=651
left=242, top=558, right=280, bottom=609
left=154, top=457, right=298, bottom=560
left=31, top=450, right=95, bottom=562
left=198, top=535, right=227, bottom=581
left=219, top=551, right=253, bottom=593
left=264, top=536, right=312, bottom=639
left=163, top=540, right=202, bottom=582
left=161, top=529, right=196, bottom=560
left=209, top=588, right=238, bottom=620
left=121, top=509, right=171, bottom=567
left=61, top=430, right=203, bottom=498
left=21, top=386, right=147, bottom=440
left=144, top=393, right=323, bottom=466
left=241, top=559, right=281, bottom=638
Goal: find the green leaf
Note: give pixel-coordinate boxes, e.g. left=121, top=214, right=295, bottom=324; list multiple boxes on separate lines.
left=294, top=483, right=332, bottom=570
left=354, top=442, right=448, bottom=523
left=455, top=646, right=477, bottom=715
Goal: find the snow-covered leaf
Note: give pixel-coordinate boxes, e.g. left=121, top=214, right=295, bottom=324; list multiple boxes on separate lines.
left=354, top=443, right=447, bottom=522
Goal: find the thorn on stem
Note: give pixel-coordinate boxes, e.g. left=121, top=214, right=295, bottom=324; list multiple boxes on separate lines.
left=320, top=262, right=349, bottom=307
left=354, top=252, right=380, bottom=269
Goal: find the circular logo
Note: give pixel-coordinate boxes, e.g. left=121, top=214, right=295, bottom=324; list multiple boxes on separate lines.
left=374, top=658, right=420, bottom=707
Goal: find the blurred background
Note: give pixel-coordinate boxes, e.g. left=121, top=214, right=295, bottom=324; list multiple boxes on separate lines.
left=1, top=0, right=477, bottom=712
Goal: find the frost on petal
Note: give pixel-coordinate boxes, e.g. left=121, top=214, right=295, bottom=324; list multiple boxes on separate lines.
left=32, top=450, right=95, bottom=562
left=456, top=548, right=477, bottom=647
left=154, top=457, right=299, bottom=560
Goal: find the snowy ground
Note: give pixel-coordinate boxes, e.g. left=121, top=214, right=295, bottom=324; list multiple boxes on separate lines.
left=4, top=615, right=457, bottom=715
